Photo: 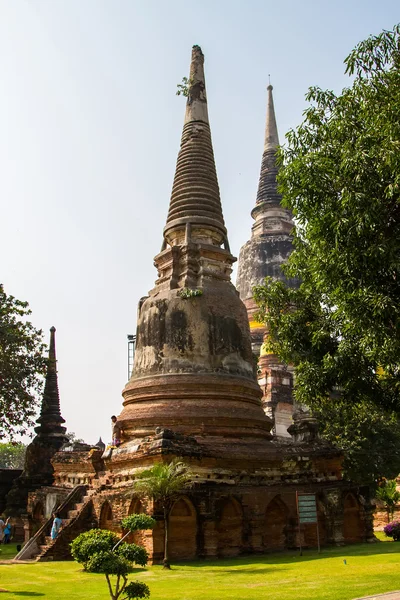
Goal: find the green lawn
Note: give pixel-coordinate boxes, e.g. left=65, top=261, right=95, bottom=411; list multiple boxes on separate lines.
left=0, top=538, right=399, bottom=600
left=0, top=543, right=19, bottom=560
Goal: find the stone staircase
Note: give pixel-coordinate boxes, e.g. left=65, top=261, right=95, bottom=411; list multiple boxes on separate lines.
left=15, top=485, right=96, bottom=562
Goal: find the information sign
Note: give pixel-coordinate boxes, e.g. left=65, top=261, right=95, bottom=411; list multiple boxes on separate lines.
left=297, top=494, right=317, bottom=524
left=296, top=492, right=320, bottom=554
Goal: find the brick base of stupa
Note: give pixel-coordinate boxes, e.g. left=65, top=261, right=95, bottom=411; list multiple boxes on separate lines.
left=25, top=429, right=375, bottom=563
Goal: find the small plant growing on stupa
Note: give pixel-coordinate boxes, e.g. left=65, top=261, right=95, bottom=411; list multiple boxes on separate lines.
left=70, top=514, right=155, bottom=600
left=178, top=288, right=203, bottom=299
left=176, top=76, right=194, bottom=97
left=384, top=520, right=400, bottom=541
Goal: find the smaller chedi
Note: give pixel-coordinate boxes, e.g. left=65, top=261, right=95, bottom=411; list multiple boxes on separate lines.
left=236, top=84, right=300, bottom=437
left=5, top=327, right=68, bottom=537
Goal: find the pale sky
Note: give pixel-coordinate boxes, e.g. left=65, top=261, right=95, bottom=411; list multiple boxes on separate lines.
left=1, top=0, right=398, bottom=445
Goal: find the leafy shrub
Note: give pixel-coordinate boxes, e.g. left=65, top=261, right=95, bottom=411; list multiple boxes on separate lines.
left=86, top=551, right=132, bottom=576
left=384, top=520, right=400, bottom=541
left=71, top=514, right=154, bottom=599
left=123, top=581, right=150, bottom=599
left=71, top=529, right=118, bottom=569
left=121, top=514, right=156, bottom=533
left=376, top=480, right=400, bottom=521
left=116, top=543, right=148, bottom=567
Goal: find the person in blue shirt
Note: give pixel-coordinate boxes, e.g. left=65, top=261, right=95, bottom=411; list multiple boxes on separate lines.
left=3, top=519, right=11, bottom=544
left=50, top=512, right=62, bottom=540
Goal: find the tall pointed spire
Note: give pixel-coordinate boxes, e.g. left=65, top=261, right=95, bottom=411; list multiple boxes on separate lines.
left=164, top=45, right=227, bottom=248
left=120, top=46, right=272, bottom=444
left=237, top=82, right=297, bottom=340
left=263, top=84, right=279, bottom=151
left=254, top=84, right=282, bottom=211
left=35, top=326, right=66, bottom=435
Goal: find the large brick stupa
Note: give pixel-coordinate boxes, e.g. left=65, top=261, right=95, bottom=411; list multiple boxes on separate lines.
left=15, top=47, right=375, bottom=564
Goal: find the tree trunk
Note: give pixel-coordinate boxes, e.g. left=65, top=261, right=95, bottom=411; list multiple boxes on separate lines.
left=163, top=505, right=171, bottom=569
left=105, top=574, right=116, bottom=600
left=112, top=530, right=131, bottom=552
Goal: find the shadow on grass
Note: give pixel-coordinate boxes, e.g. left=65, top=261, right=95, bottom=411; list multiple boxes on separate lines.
left=7, top=593, right=45, bottom=597
left=170, top=541, right=400, bottom=569
left=77, top=566, right=147, bottom=574
left=204, top=567, right=287, bottom=575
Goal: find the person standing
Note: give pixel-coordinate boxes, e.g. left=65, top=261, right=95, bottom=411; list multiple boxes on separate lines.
left=111, top=415, right=123, bottom=447
left=3, top=519, right=11, bottom=544
left=0, top=516, right=4, bottom=544
left=50, top=512, right=62, bottom=540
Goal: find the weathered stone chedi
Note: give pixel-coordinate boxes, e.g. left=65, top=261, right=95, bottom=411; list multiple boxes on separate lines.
left=5, top=327, right=68, bottom=536
left=16, top=47, right=374, bottom=563
left=236, top=84, right=298, bottom=352
left=120, top=45, right=271, bottom=445
left=236, top=84, right=299, bottom=436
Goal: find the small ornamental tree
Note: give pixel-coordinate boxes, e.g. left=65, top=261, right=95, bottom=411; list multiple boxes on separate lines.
left=134, top=459, right=192, bottom=569
left=70, top=514, right=155, bottom=600
left=376, top=480, right=400, bottom=523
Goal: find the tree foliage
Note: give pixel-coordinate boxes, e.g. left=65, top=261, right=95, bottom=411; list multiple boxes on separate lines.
left=376, top=480, right=400, bottom=522
left=70, top=516, right=153, bottom=600
left=70, top=529, right=118, bottom=570
left=122, top=581, right=150, bottom=600
left=116, top=543, right=148, bottom=568
left=0, top=285, right=47, bottom=438
left=0, top=442, right=26, bottom=469
left=176, top=76, right=194, bottom=97
left=311, top=399, right=400, bottom=484
left=120, top=514, right=156, bottom=534
left=134, top=459, right=192, bottom=569
left=254, top=25, right=400, bottom=483
left=62, top=432, right=86, bottom=451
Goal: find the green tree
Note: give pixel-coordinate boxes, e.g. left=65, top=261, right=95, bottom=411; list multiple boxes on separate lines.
left=254, top=25, right=400, bottom=482
left=134, top=459, right=192, bottom=569
left=310, top=400, right=400, bottom=485
left=0, top=285, right=46, bottom=438
left=0, top=442, right=26, bottom=469
left=376, top=480, right=400, bottom=523
left=70, top=514, right=155, bottom=600
left=62, top=432, right=86, bottom=451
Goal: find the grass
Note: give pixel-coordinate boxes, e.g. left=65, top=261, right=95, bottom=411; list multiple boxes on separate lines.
left=0, top=538, right=399, bottom=600
left=0, top=543, right=19, bottom=560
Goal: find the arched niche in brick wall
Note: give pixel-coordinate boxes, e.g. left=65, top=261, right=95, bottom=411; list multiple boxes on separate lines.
left=33, top=501, right=44, bottom=521
left=32, top=501, right=45, bottom=535
left=99, top=501, right=113, bottom=531
left=343, top=493, right=363, bottom=543
left=126, top=497, right=146, bottom=545
left=263, top=495, right=290, bottom=550
left=216, top=496, right=243, bottom=557
left=169, top=496, right=197, bottom=560
left=128, top=498, right=145, bottom=515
